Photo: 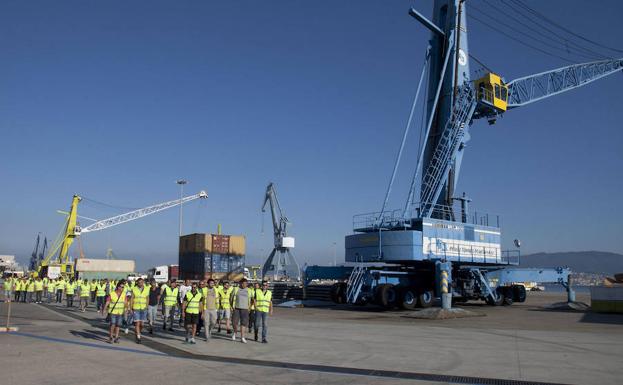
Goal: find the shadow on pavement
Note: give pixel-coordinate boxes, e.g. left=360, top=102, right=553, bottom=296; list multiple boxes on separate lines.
left=69, top=329, right=110, bottom=342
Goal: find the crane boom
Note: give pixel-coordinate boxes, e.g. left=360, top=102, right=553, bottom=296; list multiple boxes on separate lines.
left=79, top=190, right=208, bottom=234
left=507, top=58, right=623, bottom=108
left=262, top=183, right=283, bottom=238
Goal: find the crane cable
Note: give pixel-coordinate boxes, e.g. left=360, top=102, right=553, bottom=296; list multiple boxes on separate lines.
left=472, top=1, right=608, bottom=61
left=467, top=12, right=577, bottom=64
left=379, top=48, right=430, bottom=224
left=509, top=0, right=623, bottom=54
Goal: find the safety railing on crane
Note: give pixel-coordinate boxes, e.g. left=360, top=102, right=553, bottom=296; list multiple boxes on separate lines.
left=353, top=202, right=500, bottom=232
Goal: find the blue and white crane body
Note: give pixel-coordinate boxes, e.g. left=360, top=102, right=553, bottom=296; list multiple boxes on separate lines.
left=305, top=0, right=622, bottom=310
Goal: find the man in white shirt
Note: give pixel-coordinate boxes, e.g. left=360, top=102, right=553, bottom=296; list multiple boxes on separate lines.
left=178, top=279, right=192, bottom=326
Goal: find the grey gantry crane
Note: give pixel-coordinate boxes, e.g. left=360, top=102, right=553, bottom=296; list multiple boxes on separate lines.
left=261, top=182, right=300, bottom=281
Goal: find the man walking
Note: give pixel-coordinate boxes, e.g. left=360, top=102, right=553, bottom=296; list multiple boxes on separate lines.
left=254, top=280, right=273, bottom=343
left=178, top=279, right=191, bottom=326
left=162, top=280, right=178, bottom=331
left=248, top=281, right=259, bottom=333
left=78, top=279, right=89, bottom=311
left=147, top=279, right=160, bottom=335
left=56, top=277, right=65, bottom=303
left=26, top=278, right=35, bottom=303
left=231, top=279, right=251, bottom=343
left=65, top=279, right=76, bottom=308
left=34, top=278, right=44, bottom=304
left=95, top=280, right=107, bottom=311
left=182, top=282, right=203, bottom=344
left=3, top=276, right=12, bottom=302
left=218, top=281, right=233, bottom=334
left=102, top=281, right=128, bottom=344
left=202, top=279, right=219, bottom=341
left=130, top=278, right=149, bottom=343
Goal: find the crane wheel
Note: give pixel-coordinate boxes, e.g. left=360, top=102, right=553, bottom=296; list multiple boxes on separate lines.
left=375, top=284, right=398, bottom=309
left=398, top=287, right=418, bottom=310
left=330, top=282, right=347, bottom=304
left=485, top=288, right=505, bottom=306
left=502, top=287, right=514, bottom=306
left=417, top=290, right=434, bottom=308
left=512, top=285, right=527, bottom=303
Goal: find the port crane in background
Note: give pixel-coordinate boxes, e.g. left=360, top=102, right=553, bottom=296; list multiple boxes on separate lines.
left=261, top=182, right=301, bottom=281
left=28, top=233, right=47, bottom=271
left=306, top=1, right=622, bottom=310
left=37, top=190, right=208, bottom=278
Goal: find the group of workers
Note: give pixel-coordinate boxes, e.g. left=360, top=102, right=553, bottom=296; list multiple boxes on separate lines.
left=2, top=275, right=273, bottom=346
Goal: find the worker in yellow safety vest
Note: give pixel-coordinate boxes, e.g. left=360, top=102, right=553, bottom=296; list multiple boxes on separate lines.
left=89, top=279, right=97, bottom=303
left=201, top=278, right=219, bottom=341
left=79, top=280, right=90, bottom=312
left=254, top=280, right=273, bottom=343
left=3, top=276, right=12, bottom=302
left=95, top=280, right=107, bottom=311
left=102, top=281, right=128, bottom=344
left=130, top=278, right=149, bottom=343
left=182, top=282, right=203, bottom=344
left=42, top=277, right=49, bottom=298
left=34, top=277, right=44, bottom=304
left=55, top=278, right=65, bottom=303
left=65, top=279, right=76, bottom=308
left=46, top=279, right=55, bottom=303
left=217, top=281, right=234, bottom=334
left=248, top=281, right=260, bottom=339
left=26, top=278, right=36, bottom=303
left=13, top=278, right=22, bottom=302
left=162, top=280, right=178, bottom=331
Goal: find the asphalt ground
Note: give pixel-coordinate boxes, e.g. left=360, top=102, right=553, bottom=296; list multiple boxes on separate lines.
left=1, top=291, right=622, bottom=385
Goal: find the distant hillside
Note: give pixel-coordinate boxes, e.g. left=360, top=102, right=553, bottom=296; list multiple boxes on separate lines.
left=520, top=251, right=623, bottom=275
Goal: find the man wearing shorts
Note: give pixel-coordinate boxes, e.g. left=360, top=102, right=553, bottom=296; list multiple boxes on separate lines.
left=102, top=281, right=128, bottom=344
left=130, top=278, right=149, bottom=344
left=218, top=281, right=233, bottom=334
left=182, top=282, right=203, bottom=344
left=231, top=279, right=251, bottom=343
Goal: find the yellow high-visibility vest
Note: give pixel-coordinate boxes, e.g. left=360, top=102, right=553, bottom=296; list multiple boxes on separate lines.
left=163, top=287, right=178, bottom=307
left=184, top=291, right=202, bottom=314
left=27, top=281, right=36, bottom=292
left=131, top=286, right=149, bottom=310
left=108, top=291, right=125, bottom=315
left=219, top=287, right=234, bottom=309
left=255, top=290, right=272, bottom=313
left=35, top=280, right=44, bottom=291
left=96, top=284, right=107, bottom=297
left=65, top=282, right=76, bottom=295
left=80, top=283, right=90, bottom=297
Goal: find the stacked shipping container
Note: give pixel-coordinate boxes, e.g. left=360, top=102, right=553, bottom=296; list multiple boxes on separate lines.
left=179, top=233, right=246, bottom=281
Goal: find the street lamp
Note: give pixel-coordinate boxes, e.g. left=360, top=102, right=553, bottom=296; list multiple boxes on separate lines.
left=332, top=242, right=337, bottom=266
left=176, top=179, right=187, bottom=238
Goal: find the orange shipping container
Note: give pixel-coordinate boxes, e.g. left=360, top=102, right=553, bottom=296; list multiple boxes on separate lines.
left=229, top=235, right=246, bottom=256
left=180, top=233, right=244, bottom=255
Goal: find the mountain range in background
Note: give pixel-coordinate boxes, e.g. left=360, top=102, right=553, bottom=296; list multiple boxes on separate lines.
left=519, top=251, right=623, bottom=275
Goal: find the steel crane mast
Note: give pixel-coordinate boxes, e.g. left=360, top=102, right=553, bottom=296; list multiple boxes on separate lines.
left=261, top=183, right=300, bottom=281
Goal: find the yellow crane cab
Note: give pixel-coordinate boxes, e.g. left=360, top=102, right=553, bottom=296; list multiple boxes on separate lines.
left=474, top=72, right=509, bottom=112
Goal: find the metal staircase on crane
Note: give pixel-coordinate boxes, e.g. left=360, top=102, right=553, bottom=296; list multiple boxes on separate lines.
left=345, top=264, right=368, bottom=304
left=420, top=85, right=477, bottom=217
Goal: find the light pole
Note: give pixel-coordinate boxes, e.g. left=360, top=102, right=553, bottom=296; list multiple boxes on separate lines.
left=332, top=242, right=337, bottom=266
left=176, top=179, right=187, bottom=238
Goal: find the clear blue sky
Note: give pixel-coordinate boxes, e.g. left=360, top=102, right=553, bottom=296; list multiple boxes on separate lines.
left=1, top=0, right=622, bottom=271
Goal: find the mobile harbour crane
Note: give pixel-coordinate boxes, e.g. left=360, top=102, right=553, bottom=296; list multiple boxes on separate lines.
left=305, top=1, right=623, bottom=310
left=37, top=191, right=208, bottom=278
